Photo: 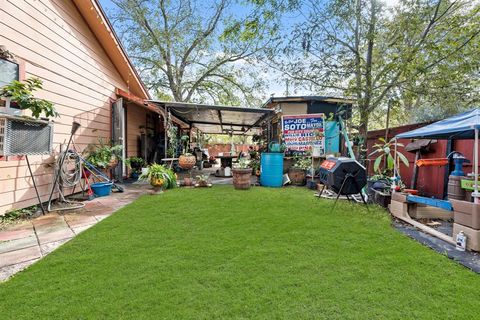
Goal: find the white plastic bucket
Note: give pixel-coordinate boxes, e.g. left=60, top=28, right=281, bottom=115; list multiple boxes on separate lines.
left=224, top=167, right=231, bottom=176
left=312, top=146, right=322, bottom=157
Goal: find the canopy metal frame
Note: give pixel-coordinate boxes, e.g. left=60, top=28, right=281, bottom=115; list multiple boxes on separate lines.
left=392, top=109, right=480, bottom=203
left=148, top=100, right=274, bottom=158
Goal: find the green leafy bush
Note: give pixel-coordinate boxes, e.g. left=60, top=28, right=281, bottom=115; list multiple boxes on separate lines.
left=125, top=157, right=146, bottom=173
left=234, top=158, right=251, bottom=169
left=84, top=139, right=123, bottom=169
left=292, top=156, right=311, bottom=171
left=0, top=77, right=58, bottom=119
left=369, top=138, right=409, bottom=175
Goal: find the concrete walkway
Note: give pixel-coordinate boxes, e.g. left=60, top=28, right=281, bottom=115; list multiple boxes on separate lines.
left=0, top=185, right=144, bottom=281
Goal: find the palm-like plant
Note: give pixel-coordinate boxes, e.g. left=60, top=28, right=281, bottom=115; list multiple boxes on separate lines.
left=369, top=138, right=409, bottom=175
left=139, top=163, right=177, bottom=189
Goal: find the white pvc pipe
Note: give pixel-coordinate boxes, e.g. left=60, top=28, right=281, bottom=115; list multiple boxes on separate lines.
left=393, top=209, right=456, bottom=245
left=394, top=137, right=398, bottom=176
left=392, top=137, right=398, bottom=191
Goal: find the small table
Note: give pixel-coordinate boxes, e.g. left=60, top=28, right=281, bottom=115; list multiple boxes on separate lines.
left=216, top=155, right=237, bottom=169
left=161, top=157, right=179, bottom=169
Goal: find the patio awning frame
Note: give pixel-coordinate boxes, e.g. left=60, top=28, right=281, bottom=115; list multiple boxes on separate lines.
left=148, top=100, right=274, bottom=135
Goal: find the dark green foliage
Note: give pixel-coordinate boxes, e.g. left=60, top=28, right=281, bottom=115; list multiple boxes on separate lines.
left=84, top=139, right=123, bottom=169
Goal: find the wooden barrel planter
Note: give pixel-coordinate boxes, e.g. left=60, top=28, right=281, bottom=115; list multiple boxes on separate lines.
left=232, top=168, right=252, bottom=190
left=288, top=168, right=306, bottom=186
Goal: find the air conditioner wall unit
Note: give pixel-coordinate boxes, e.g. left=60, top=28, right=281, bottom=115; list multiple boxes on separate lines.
left=0, top=115, right=54, bottom=156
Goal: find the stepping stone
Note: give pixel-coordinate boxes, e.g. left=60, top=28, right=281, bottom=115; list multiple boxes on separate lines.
left=0, top=258, right=40, bottom=282
left=34, top=217, right=70, bottom=236
left=40, top=238, right=71, bottom=256
left=37, top=228, right=74, bottom=245
left=63, top=214, right=97, bottom=229
left=72, top=224, right=95, bottom=235
left=0, top=236, right=38, bottom=254
left=0, top=246, right=42, bottom=268
left=0, top=226, right=35, bottom=242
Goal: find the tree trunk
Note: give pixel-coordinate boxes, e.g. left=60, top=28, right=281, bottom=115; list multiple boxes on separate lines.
left=357, top=109, right=369, bottom=163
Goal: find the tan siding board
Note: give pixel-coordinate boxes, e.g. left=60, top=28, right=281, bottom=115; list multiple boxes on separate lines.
left=0, top=0, right=134, bottom=214
left=0, top=23, right=123, bottom=93
left=0, top=174, right=53, bottom=193
left=26, top=65, right=120, bottom=103
left=8, top=0, right=125, bottom=83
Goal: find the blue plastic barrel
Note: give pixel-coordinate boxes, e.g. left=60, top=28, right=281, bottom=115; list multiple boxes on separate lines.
left=260, top=153, right=284, bottom=187
left=91, top=182, right=113, bottom=197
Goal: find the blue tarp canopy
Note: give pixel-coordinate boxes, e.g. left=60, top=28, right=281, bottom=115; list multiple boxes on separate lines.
left=396, top=108, right=480, bottom=140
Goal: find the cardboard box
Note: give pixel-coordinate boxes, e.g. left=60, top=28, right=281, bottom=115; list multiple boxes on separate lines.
left=408, top=204, right=453, bottom=220
left=451, top=199, right=480, bottom=230
left=453, top=223, right=480, bottom=251
left=389, top=200, right=409, bottom=219
left=391, top=192, right=409, bottom=203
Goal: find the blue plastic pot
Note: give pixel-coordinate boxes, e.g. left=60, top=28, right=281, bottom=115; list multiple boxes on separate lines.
left=131, top=172, right=140, bottom=180
left=91, top=182, right=113, bottom=197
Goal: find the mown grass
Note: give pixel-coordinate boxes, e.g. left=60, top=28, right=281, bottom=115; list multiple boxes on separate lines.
left=1, top=186, right=479, bottom=319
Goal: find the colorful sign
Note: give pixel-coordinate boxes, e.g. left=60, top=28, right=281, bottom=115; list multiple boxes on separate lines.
left=281, top=113, right=325, bottom=153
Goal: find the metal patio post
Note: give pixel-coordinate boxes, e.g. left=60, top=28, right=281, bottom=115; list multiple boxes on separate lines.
left=474, top=127, right=479, bottom=204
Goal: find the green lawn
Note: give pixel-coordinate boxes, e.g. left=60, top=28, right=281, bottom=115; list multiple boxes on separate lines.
left=1, top=186, right=479, bottom=319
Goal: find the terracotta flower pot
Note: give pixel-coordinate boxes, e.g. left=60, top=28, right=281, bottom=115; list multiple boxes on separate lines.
left=197, top=180, right=209, bottom=187
left=232, top=168, right=252, bottom=190
left=178, top=154, right=196, bottom=169
left=183, top=177, right=194, bottom=187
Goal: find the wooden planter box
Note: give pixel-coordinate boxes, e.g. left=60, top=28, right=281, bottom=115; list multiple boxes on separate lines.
left=408, top=204, right=453, bottom=220
left=288, top=168, right=306, bottom=186
left=391, top=192, right=409, bottom=203
left=453, top=223, right=480, bottom=251
left=451, top=199, right=480, bottom=229
left=389, top=200, right=409, bottom=219
left=373, top=190, right=391, bottom=208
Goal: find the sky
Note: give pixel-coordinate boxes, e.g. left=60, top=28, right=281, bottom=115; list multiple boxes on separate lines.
left=98, top=0, right=400, bottom=100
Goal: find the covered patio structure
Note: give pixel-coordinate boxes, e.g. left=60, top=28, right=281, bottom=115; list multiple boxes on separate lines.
left=149, top=100, right=274, bottom=135
left=148, top=100, right=275, bottom=157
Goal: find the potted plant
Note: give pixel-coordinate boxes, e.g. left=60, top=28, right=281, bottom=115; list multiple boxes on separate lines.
left=368, top=138, right=410, bottom=207
left=250, top=158, right=261, bottom=176
left=232, top=158, right=252, bottom=190
left=178, top=134, right=196, bottom=169
left=289, top=155, right=310, bottom=186
left=369, top=137, right=409, bottom=176
left=139, top=163, right=177, bottom=191
left=249, top=148, right=261, bottom=176
left=84, top=139, right=123, bottom=171
left=125, top=157, right=146, bottom=180
left=183, top=172, right=194, bottom=187
left=166, top=119, right=178, bottom=157
left=195, top=174, right=210, bottom=187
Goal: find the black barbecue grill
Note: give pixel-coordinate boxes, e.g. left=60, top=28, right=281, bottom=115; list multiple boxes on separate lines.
left=318, top=157, right=368, bottom=207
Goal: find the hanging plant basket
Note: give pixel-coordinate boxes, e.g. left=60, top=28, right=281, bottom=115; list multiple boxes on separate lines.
left=178, top=154, right=196, bottom=169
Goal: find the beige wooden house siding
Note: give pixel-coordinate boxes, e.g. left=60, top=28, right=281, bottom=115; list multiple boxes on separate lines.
left=0, top=0, right=132, bottom=214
